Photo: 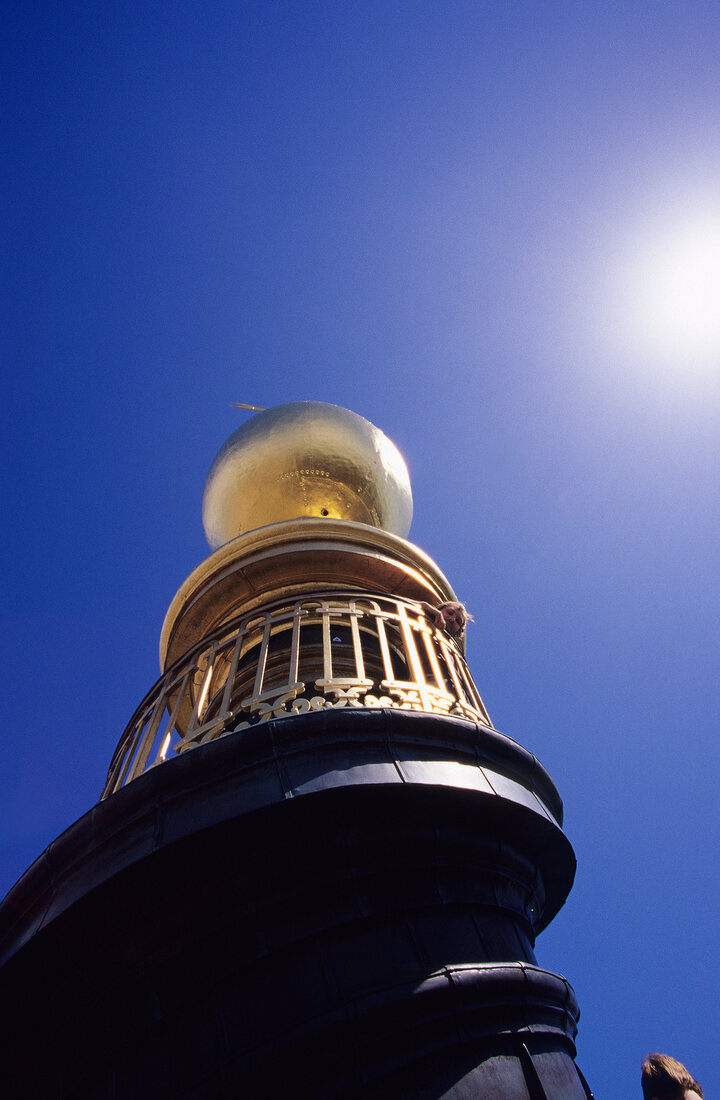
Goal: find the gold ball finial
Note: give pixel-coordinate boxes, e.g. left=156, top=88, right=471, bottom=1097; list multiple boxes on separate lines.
left=202, top=401, right=413, bottom=548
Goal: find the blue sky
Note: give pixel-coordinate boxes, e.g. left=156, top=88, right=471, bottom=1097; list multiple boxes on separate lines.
left=3, top=2, right=719, bottom=1095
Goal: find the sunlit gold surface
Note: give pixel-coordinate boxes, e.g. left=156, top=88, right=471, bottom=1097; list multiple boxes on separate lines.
left=202, top=402, right=413, bottom=548
left=161, top=517, right=458, bottom=672
left=104, top=401, right=487, bottom=796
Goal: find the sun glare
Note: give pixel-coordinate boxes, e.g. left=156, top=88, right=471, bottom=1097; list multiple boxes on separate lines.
left=620, top=209, right=720, bottom=374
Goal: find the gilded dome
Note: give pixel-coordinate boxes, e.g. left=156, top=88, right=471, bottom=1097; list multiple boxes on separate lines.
left=202, top=401, right=413, bottom=548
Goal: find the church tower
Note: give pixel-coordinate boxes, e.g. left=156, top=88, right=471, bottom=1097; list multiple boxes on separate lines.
left=0, top=402, right=592, bottom=1098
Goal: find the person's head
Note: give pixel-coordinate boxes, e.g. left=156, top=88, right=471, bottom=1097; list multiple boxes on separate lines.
left=641, top=1053, right=703, bottom=1100
left=438, top=601, right=471, bottom=637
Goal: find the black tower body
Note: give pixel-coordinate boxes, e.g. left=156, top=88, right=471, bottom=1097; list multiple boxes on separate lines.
left=0, top=404, right=592, bottom=1098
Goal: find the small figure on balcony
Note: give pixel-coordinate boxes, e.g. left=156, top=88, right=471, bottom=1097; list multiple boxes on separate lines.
left=419, top=601, right=471, bottom=637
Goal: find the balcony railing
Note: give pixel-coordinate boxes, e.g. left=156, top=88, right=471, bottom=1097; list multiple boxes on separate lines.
left=102, top=592, right=492, bottom=798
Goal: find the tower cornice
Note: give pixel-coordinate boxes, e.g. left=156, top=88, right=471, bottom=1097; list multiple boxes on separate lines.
left=160, top=517, right=458, bottom=671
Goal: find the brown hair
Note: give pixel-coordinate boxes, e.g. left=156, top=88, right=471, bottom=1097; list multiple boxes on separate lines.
left=641, top=1053, right=703, bottom=1100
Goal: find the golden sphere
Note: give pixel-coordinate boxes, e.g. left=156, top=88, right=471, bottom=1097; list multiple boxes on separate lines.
left=202, top=402, right=413, bottom=548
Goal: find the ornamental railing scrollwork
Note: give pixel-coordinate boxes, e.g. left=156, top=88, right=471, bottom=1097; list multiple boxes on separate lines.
left=102, top=592, right=492, bottom=798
